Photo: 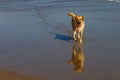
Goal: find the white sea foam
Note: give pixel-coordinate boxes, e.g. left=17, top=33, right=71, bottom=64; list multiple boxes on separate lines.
left=107, top=0, right=120, bottom=2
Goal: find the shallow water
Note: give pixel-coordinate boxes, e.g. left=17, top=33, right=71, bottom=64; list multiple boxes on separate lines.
left=0, top=0, right=120, bottom=80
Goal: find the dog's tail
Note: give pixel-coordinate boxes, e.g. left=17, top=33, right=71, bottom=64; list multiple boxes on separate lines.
left=68, top=12, right=76, bottom=18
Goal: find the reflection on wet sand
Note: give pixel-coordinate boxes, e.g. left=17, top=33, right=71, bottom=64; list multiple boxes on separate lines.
left=69, top=41, right=85, bottom=72
left=0, top=68, right=41, bottom=80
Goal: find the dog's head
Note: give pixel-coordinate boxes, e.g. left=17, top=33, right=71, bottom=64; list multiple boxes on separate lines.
left=74, top=16, right=84, bottom=26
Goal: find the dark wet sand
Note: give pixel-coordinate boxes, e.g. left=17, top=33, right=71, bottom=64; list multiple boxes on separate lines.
left=0, top=0, right=120, bottom=80
left=0, top=68, right=41, bottom=80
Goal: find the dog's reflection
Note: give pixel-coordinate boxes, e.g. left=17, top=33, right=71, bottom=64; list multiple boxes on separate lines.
left=69, top=41, right=85, bottom=72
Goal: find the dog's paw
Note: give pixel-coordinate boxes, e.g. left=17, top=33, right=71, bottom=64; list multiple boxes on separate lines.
left=80, top=40, right=82, bottom=43
left=78, top=35, right=80, bottom=39
left=73, top=38, right=77, bottom=41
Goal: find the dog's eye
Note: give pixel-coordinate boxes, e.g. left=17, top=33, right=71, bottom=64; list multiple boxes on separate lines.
left=75, top=19, right=78, bottom=21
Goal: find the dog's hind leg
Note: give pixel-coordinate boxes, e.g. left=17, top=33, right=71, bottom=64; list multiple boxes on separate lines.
left=79, top=31, right=83, bottom=43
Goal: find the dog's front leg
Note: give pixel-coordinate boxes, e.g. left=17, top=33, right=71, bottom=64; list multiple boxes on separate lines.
left=78, top=32, right=81, bottom=39
left=73, top=31, right=77, bottom=40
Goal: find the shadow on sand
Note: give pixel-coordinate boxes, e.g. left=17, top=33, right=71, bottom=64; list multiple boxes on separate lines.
left=50, top=33, right=73, bottom=42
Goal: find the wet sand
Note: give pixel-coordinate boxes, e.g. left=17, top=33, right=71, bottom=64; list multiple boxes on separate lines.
left=0, top=0, right=120, bottom=80
left=0, top=68, right=41, bottom=80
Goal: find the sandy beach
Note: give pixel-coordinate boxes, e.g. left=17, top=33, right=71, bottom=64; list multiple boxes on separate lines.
left=0, top=68, right=41, bottom=80
left=0, top=0, right=120, bottom=80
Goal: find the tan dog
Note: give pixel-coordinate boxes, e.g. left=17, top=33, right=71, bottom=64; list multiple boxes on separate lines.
left=68, top=12, right=85, bottom=43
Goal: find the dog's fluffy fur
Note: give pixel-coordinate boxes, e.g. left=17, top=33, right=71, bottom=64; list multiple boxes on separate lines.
left=68, top=12, right=85, bottom=43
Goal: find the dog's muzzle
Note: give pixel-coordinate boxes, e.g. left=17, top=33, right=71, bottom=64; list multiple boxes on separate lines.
left=77, top=22, right=81, bottom=25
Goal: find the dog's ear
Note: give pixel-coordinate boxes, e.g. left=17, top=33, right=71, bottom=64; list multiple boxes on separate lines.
left=82, top=16, right=84, bottom=21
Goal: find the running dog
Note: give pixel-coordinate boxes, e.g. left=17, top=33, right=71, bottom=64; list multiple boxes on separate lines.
left=68, top=12, right=85, bottom=43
